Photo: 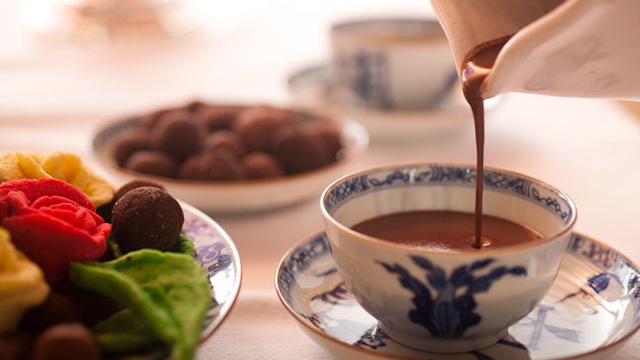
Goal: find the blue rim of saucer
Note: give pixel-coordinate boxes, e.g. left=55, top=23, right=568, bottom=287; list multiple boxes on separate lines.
left=181, top=202, right=242, bottom=341
left=275, top=232, right=640, bottom=360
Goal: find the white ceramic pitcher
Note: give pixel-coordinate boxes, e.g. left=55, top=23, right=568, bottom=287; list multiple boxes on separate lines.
left=430, top=0, right=640, bottom=100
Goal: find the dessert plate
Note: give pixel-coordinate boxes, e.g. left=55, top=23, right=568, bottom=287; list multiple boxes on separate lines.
left=92, top=111, right=369, bottom=213
left=182, top=202, right=242, bottom=340
left=287, top=64, right=502, bottom=142
left=276, top=232, right=640, bottom=360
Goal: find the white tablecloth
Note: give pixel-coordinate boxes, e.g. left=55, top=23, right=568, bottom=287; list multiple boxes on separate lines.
left=1, top=1, right=640, bottom=359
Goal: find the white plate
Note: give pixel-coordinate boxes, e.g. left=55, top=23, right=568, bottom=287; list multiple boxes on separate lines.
left=92, top=110, right=369, bottom=213
left=287, top=64, right=502, bottom=143
left=276, top=232, right=640, bottom=360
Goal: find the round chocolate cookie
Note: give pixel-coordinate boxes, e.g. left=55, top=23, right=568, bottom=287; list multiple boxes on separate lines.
left=241, top=152, right=285, bottom=179
left=203, top=130, right=246, bottom=158
left=31, top=323, right=100, bottom=360
left=139, top=108, right=175, bottom=129
left=304, top=122, right=342, bottom=161
left=19, top=292, right=81, bottom=334
left=200, top=106, right=242, bottom=132
left=233, top=106, right=296, bottom=151
left=112, top=187, right=184, bottom=253
left=124, top=151, right=178, bottom=178
left=99, top=178, right=164, bottom=223
left=178, top=150, right=243, bottom=181
left=270, top=126, right=331, bottom=174
left=112, top=129, right=150, bottom=166
left=150, top=111, right=206, bottom=159
left=114, top=179, right=165, bottom=202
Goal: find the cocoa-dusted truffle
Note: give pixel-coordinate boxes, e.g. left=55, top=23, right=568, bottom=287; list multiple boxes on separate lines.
left=178, top=150, right=243, bottom=181
left=31, top=323, right=99, bottom=360
left=99, top=179, right=163, bottom=223
left=241, top=152, right=285, bottom=179
left=271, top=126, right=331, bottom=174
left=201, top=106, right=242, bottom=132
left=150, top=111, right=206, bottom=159
left=19, top=292, right=81, bottom=334
left=114, top=179, right=165, bottom=202
left=139, top=108, right=175, bottom=129
left=112, top=129, right=150, bottom=166
left=112, top=187, right=184, bottom=253
left=233, top=106, right=296, bottom=151
left=305, top=122, right=342, bottom=161
left=203, top=130, right=246, bottom=158
left=124, top=150, right=178, bottom=178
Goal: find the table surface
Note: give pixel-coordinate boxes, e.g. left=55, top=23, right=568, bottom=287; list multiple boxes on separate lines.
left=1, top=1, right=640, bottom=359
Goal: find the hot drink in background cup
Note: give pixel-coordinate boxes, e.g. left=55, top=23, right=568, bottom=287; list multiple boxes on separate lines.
left=330, top=18, right=457, bottom=110
left=321, top=163, right=577, bottom=352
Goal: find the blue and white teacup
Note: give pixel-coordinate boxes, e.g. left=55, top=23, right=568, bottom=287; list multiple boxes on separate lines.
left=320, top=163, right=577, bottom=353
left=330, top=18, right=457, bottom=110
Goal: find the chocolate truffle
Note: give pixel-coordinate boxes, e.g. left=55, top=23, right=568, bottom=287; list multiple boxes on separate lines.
left=200, top=106, right=242, bottom=132
left=98, top=178, right=164, bottom=224
left=241, top=153, right=285, bottom=179
left=185, top=100, right=206, bottom=113
left=178, top=150, right=243, bottom=181
left=203, top=130, right=246, bottom=158
left=139, top=108, right=175, bottom=129
left=0, top=332, right=33, bottom=360
left=54, top=280, right=122, bottom=326
left=112, top=129, right=150, bottom=167
left=114, top=179, right=165, bottom=202
left=111, top=187, right=184, bottom=253
left=233, top=106, right=296, bottom=151
left=270, top=126, right=331, bottom=174
left=19, top=292, right=81, bottom=334
left=31, top=323, right=100, bottom=360
left=305, top=122, right=342, bottom=161
left=150, top=111, right=206, bottom=159
left=124, top=151, right=178, bottom=178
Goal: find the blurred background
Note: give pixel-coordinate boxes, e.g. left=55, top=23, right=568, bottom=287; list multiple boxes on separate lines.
left=1, top=0, right=433, bottom=115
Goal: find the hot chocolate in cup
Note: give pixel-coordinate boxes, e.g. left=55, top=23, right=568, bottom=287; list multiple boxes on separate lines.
left=330, top=18, right=457, bottom=110
left=320, top=163, right=577, bottom=353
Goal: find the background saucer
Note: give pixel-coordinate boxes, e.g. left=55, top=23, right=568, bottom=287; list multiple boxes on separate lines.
left=287, top=64, right=502, bottom=143
left=276, top=232, right=640, bottom=360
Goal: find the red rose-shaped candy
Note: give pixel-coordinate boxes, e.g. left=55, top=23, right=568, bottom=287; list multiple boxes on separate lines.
left=0, top=179, right=109, bottom=284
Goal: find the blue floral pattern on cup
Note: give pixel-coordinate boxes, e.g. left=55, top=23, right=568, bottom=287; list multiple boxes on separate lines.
left=380, top=257, right=526, bottom=337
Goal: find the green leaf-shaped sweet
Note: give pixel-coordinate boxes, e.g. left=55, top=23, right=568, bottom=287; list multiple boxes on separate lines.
left=70, top=250, right=211, bottom=360
left=93, top=309, right=159, bottom=352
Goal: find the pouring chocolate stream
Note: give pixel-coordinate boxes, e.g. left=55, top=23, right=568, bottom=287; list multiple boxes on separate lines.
left=461, top=36, right=510, bottom=248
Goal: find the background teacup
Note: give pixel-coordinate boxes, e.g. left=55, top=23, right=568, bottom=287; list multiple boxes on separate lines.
left=320, top=163, right=577, bottom=353
left=330, top=18, right=457, bottom=110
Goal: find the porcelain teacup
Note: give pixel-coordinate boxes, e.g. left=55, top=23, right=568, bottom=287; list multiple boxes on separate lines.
left=320, top=163, right=577, bottom=353
left=330, top=18, right=457, bottom=110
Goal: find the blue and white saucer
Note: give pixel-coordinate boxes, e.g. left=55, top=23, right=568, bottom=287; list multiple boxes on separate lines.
left=181, top=202, right=242, bottom=340
left=275, top=232, right=640, bottom=360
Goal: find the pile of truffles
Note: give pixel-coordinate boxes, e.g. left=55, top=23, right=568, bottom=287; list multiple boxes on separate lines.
left=113, top=102, right=343, bottom=181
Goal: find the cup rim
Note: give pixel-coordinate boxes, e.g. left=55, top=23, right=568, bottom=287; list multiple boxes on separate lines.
left=330, top=17, right=448, bottom=46
left=320, top=162, right=578, bottom=256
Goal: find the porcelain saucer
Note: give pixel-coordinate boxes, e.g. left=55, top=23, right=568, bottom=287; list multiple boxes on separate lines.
left=276, top=232, right=640, bottom=360
left=287, top=64, right=502, bottom=142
